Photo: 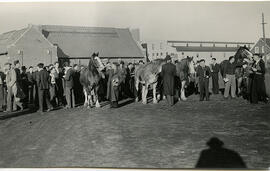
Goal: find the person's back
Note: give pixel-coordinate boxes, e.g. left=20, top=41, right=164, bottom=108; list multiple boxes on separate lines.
left=65, top=68, right=74, bottom=88
left=162, top=63, right=176, bottom=76
left=37, top=69, right=50, bottom=90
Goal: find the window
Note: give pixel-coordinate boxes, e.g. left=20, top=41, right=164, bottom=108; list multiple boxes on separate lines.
left=156, top=53, right=159, bottom=56
left=255, top=46, right=259, bottom=53
left=160, top=43, right=163, bottom=50
left=262, top=46, right=265, bottom=53
left=166, top=52, right=169, bottom=55
left=160, top=52, right=163, bottom=56
left=152, top=53, right=155, bottom=57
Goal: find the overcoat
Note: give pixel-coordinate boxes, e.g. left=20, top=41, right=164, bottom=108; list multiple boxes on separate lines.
left=161, top=63, right=176, bottom=96
left=106, top=69, right=119, bottom=102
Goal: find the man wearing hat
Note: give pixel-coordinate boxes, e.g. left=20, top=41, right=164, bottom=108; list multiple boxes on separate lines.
left=107, top=62, right=120, bottom=108
left=63, top=62, right=75, bottom=109
left=36, top=63, right=53, bottom=112
left=161, top=55, right=176, bottom=106
left=196, top=59, right=211, bottom=101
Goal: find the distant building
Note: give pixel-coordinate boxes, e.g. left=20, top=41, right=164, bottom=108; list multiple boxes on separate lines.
left=168, top=40, right=254, bottom=64
left=141, top=40, right=178, bottom=61
left=0, top=24, right=144, bottom=68
left=250, top=38, right=270, bottom=56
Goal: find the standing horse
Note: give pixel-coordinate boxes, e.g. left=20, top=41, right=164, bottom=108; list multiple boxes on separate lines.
left=135, top=57, right=195, bottom=104
left=176, top=56, right=196, bottom=101
left=135, top=59, right=167, bottom=104
left=220, top=46, right=253, bottom=96
left=80, top=52, right=104, bottom=108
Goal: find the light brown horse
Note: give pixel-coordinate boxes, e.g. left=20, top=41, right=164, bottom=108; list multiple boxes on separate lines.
left=135, top=57, right=195, bottom=104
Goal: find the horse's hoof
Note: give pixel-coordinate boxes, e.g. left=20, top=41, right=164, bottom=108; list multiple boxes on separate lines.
left=87, top=106, right=91, bottom=109
left=135, top=98, right=139, bottom=102
left=153, top=99, right=158, bottom=104
left=181, top=98, right=187, bottom=101
left=95, top=103, right=101, bottom=108
left=142, top=101, right=147, bottom=104
left=84, top=103, right=88, bottom=107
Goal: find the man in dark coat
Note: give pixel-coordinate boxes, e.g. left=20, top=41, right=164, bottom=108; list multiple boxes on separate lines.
left=196, top=59, right=211, bottom=101
left=249, top=54, right=268, bottom=104
left=36, top=63, right=53, bottom=112
left=27, top=66, right=35, bottom=104
left=106, top=62, right=120, bottom=108
left=161, top=55, right=176, bottom=106
left=210, top=58, right=220, bottom=94
left=21, top=66, right=28, bottom=105
left=54, top=61, right=64, bottom=106
left=63, top=62, right=75, bottom=108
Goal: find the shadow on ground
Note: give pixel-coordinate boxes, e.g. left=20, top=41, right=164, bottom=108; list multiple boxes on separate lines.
left=196, top=137, right=246, bottom=168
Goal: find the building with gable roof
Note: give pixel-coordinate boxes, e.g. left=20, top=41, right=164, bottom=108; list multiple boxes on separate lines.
left=250, top=38, right=270, bottom=56
left=0, top=24, right=145, bottom=68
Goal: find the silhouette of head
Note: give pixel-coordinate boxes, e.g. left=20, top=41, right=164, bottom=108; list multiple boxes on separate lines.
left=207, top=137, right=224, bottom=149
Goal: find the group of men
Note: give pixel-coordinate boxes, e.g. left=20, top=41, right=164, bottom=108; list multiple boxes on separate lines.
left=0, top=60, right=83, bottom=113
left=160, top=53, right=268, bottom=106
left=0, top=54, right=268, bottom=113
left=0, top=59, right=142, bottom=113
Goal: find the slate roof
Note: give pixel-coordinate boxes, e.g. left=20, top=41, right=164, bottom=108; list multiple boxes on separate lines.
left=0, top=24, right=144, bottom=58
left=39, top=25, right=144, bottom=58
left=0, top=28, right=27, bottom=54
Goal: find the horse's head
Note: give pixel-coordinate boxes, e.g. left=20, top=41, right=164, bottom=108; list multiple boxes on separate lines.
left=235, top=46, right=253, bottom=62
left=88, top=52, right=104, bottom=70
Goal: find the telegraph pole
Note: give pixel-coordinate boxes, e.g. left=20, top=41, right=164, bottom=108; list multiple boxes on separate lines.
left=261, top=13, right=267, bottom=58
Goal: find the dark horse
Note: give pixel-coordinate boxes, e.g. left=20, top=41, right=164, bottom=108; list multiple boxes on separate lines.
left=220, top=46, right=253, bottom=96
left=80, top=52, right=104, bottom=108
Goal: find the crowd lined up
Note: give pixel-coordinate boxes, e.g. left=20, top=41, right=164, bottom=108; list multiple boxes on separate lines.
left=0, top=60, right=141, bottom=113
left=0, top=53, right=268, bottom=113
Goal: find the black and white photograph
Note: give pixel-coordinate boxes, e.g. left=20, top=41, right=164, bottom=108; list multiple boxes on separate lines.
left=0, top=0, right=269, bottom=169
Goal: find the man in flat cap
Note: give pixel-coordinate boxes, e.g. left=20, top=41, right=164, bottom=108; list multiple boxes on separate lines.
left=196, top=59, right=211, bottom=101
left=161, top=55, right=176, bottom=106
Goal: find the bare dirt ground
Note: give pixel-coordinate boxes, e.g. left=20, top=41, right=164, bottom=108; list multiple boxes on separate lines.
left=0, top=94, right=269, bottom=168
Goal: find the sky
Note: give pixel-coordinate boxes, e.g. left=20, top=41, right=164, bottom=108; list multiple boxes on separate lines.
left=0, top=1, right=270, bottom=43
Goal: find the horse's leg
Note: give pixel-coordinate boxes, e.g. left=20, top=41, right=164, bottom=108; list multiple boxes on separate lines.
left=83, top=88, right=88, bottom=107
left=141, top=85, right=145, bottom=104
left=89, top=90, right=94, bottom=108
left=95, top=86, right=101, bottom=108
left=135, top=79, right=139, bottom=102
left=92, top=89, right=96, bottom=104
left=153, top=82, right=158, bottom=104
left=143, top=84, right=148, bottom=104
left=181, top=80, right=187, bottom=101
left=237, top=77, right=243, bottom=96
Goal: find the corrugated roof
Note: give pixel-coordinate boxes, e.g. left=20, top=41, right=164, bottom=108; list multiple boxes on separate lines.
left=39, top=25, right=144, bottom=58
